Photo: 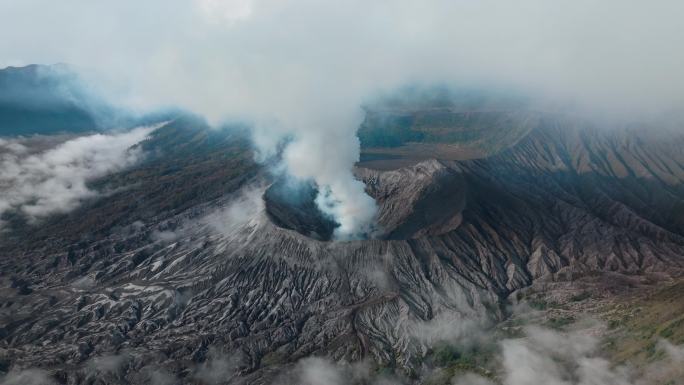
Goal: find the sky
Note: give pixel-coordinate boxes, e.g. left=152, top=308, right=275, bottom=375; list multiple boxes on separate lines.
left=1, top=0, right=683, bottom=237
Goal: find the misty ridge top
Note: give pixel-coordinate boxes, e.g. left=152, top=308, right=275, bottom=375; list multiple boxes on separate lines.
left=0, top=63, right=72, bottom=83
left=0, top=64, right=88, bottom=109
left=0, top=64, right=174, bottom=137
left=3, top=62, right=680, bottom=141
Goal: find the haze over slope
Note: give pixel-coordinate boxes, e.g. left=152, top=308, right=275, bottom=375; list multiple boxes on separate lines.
left=0, top=64, right=103, bottom=135
left=0, top=64, right=171, bottom=136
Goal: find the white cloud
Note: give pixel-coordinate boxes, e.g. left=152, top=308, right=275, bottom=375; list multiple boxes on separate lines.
left=275, top=324, right=684, bottom=385
left=295, top=357, right=347, bottom=385
left=492, top=326, right=684, bottom=385
left=275, top=357, right=379, bottom=385
left=87, top=352, right=130, bottom=375
left=0, top=125, right=159, bottom=226
left=0, top=369, right=55, bottom=385
left=192, top=347, right=245, bottom=384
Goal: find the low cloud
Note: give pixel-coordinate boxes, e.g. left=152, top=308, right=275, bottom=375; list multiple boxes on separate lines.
left=86, top=352, right=131, bottom=376
left=410, top=314, right=484, bottom=348
left=0, top=125, right=160, bottom=227
left=452, top=373, right=496, bottom=385
left=271, top=323, right=684, bottom=385
left=203, top=184, right=265, bottom=238
left=452, top=326, right=684, bottom=385
left=72, top=275, right=96, bottom=290
left=497, top=326, right=629, bottom=385
left=192, top=347, right=246, bottom=384
left=0, top=369, right=55, bottom=385
left=273, top=357, right=391, bottom=385
left=637, top=339, right=684, bottom=385
left=143, top=367, right=178, bottom=385
left=4, top=326, right=682, bottom=384
left=151, top=229, right=181, bottom=243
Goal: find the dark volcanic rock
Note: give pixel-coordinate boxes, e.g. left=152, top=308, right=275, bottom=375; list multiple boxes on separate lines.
left=361, top=159, right=467, bottom=240
left=263, top=179, right=338, bottom=241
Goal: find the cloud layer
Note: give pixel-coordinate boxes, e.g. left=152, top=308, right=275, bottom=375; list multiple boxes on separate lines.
left=0, top=126, right=157, bottom=226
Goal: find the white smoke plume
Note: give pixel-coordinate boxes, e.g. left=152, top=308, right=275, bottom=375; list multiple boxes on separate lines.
left=1, top=0, right=683, bottom=237
left=0, top=125, right=158, bottom=226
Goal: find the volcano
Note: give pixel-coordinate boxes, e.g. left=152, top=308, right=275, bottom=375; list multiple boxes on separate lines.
left=1, top=82, right=684, bottom=383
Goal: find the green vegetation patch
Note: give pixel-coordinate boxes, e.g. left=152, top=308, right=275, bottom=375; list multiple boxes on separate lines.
left=601, top=281, right=684, bottom=365
left=423, top=342, right=497, bottom=383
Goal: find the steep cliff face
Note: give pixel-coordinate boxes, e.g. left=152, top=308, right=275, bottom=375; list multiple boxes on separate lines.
left=1, top=113, right=684, bottom=383
left=360, top=159, right=466, bottom=240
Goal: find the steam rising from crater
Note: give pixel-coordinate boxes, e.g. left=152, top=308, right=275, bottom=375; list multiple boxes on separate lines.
left=282, top=122, right=377, bottom=238
left=3, top=0, right=683, bottom=237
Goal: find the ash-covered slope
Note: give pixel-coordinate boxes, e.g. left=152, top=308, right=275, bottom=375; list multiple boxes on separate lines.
left=1, top=113, right=684, bottom=384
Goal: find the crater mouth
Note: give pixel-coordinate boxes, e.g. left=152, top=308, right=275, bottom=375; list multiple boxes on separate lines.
left=263, top=179, right=339, bottom=241
left=263, top=159, right=466, bottom=241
